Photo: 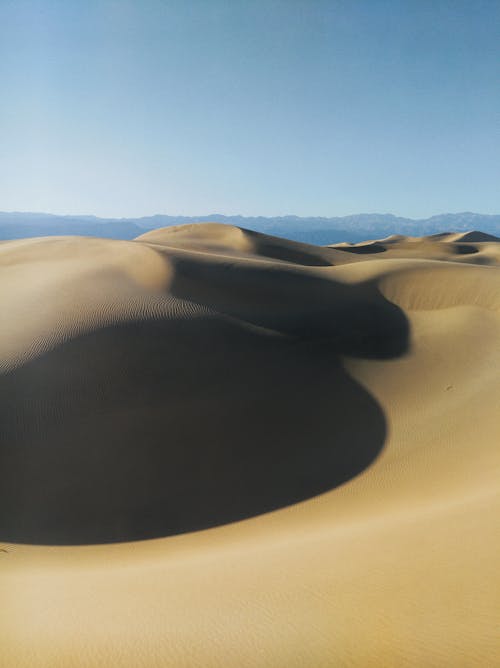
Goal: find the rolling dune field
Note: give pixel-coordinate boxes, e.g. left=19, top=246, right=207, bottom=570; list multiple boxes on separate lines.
left=1, top=224, right=499, bottom=666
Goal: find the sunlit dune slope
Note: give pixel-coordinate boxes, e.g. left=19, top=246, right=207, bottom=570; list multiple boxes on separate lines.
left=1, top=224, right=499, bottom=667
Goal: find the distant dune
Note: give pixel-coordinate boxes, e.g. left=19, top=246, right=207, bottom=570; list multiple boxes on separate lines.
left=1, top=224, right=499, bottom=666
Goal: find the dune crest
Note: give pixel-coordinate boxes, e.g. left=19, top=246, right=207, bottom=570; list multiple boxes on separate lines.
left=1, top=225, right=499, bottom=667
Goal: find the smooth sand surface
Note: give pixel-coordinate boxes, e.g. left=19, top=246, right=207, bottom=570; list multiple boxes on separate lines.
left=1, top=224, right=499, bottom=666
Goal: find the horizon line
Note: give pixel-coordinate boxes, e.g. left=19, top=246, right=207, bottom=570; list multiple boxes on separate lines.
left=1, top=210, right=498, bottom=222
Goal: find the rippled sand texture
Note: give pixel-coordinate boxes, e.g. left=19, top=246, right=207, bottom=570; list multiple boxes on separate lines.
left=1, top=224, right=499, bottom=666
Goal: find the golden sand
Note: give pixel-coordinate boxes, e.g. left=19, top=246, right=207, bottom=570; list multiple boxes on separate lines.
left=1, top=224, right=499, bottom=666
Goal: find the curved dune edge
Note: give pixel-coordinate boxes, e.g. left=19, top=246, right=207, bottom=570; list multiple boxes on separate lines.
left=1, top=224, right=499, bottom=666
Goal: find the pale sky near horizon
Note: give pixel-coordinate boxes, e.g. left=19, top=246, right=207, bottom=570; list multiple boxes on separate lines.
left=0, top=0, right=498, bottom=219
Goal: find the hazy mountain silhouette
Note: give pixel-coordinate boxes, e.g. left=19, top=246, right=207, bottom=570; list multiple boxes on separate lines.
left=1, top=211, right=499, bottom=244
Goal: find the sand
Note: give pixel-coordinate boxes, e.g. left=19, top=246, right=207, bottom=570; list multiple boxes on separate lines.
left=1, top=224, right=499, bottom=666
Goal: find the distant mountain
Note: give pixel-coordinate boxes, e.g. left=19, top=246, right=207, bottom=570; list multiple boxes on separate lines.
left=0, top=212, right=142, bottom=241
left=1, top=211, right=499, bottom=245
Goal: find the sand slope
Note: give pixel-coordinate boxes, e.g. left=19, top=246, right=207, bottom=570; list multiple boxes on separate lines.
left=1, top=225, right=499, bottom=666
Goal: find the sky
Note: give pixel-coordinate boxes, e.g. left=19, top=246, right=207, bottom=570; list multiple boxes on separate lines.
left=0, top=0, right=498, bottom=219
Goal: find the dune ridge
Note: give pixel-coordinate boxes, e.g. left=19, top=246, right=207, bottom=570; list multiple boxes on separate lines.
left=1, top=224, right=499, bottom=666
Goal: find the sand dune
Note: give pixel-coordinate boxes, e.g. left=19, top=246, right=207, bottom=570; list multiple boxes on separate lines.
left=431, top=230, right=500, bottom=243
left=1, top=224, right=499, bottom=666
left=330, top=229, right=500, bottom=267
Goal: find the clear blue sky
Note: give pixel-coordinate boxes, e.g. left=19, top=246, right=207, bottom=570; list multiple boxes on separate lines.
left=0, top=0, right=498, bottom=218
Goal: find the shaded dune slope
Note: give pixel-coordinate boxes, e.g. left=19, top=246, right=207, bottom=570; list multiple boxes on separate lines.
left=0, top=227, right=409, bottom=544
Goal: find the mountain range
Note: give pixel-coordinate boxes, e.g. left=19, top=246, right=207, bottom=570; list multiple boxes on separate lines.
left=1, top=211, right=499, bottom=245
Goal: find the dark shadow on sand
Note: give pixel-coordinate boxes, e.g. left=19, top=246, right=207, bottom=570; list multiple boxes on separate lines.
left=0, top=269, right=409, bottom=545
left=335, top=243, right=386, bottom=255
left=453, top=243, right=479, bottom=255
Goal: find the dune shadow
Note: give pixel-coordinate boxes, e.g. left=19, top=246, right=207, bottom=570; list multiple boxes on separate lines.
left=0, top=270, right=409, bottom=545
left=453, top=243, right=479, bottom=255
left=335, top=243, right=386, bottom=255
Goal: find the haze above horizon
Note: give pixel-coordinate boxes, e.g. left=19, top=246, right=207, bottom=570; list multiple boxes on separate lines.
left=1, top=1, right=498, bottom=219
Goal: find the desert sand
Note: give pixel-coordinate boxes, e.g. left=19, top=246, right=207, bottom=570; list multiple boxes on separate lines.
left=1, top=223, right=499, bottom=666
